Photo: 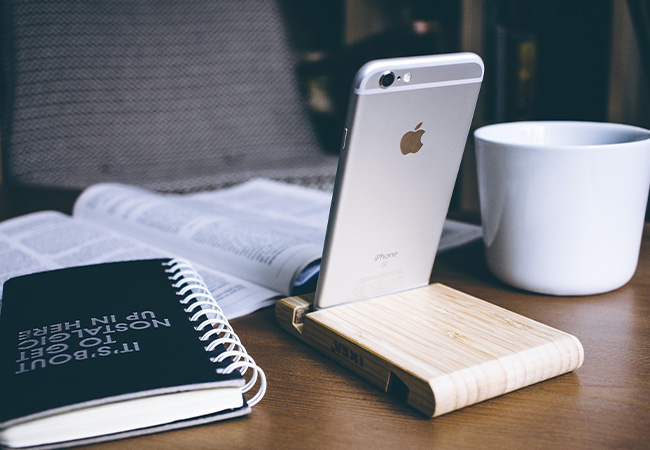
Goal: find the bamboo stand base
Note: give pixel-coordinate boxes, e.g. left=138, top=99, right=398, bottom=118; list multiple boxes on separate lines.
left=276, top=283, right=584, bottom=417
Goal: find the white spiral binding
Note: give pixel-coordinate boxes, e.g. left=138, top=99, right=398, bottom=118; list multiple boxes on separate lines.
left=163, top=258, right=266, bottom=407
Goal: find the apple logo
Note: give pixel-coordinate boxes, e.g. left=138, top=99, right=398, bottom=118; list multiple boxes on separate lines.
left=400, top=122, right=425, bottom=155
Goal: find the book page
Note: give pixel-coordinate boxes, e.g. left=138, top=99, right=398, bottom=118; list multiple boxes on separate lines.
left=437, top=219, right=482, bottom=253
left=0, top=211, right=276, bottom=319
left=73, top=182, right=325, bottom=295
left=183, top=180, right=481, bottom=251
left=183, top=178, right=331, bottom=230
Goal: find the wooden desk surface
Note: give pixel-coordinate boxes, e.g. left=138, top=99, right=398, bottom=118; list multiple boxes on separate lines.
left=1, top=187, right=649, bottom=449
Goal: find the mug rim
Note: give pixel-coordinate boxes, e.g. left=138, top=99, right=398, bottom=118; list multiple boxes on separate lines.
left=474, top=120, right=650, bottom=150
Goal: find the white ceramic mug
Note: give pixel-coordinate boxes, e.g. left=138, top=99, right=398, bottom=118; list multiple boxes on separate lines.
left=474, top=121, right=650, bottom=295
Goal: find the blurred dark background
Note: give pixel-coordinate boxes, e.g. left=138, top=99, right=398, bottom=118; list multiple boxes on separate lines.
left=0, top=0, right=647, bottom=218
left=279, top=0, right=650, bottom=217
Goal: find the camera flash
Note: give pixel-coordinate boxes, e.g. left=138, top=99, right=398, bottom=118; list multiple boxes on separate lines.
left=403, top=72, right=412, bottom=83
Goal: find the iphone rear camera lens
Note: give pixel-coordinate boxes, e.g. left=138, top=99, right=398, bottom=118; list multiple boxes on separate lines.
left=379, top=71, right=395, bottom=88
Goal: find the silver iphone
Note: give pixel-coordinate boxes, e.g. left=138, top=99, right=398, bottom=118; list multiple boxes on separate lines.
left=314, top=53, right=484, bottom=309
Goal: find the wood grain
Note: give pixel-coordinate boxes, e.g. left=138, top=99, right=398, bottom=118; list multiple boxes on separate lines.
left=2, top=186, right=649, bottom=449
left=277, top=283, right=583, bottom=417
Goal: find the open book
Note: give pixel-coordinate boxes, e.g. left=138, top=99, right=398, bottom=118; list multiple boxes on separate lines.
left=0, top=179, right=481, bottom=319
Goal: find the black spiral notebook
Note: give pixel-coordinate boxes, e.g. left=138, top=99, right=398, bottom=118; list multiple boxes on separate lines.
left=0, top=259, right=265, bottom=449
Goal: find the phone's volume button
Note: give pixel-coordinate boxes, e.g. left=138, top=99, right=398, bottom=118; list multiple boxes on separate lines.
left=341, top=127, right=348, bottom=152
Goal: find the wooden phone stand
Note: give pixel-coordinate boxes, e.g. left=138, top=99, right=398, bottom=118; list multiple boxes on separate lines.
left=276, top=283, right=584, bottom=417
